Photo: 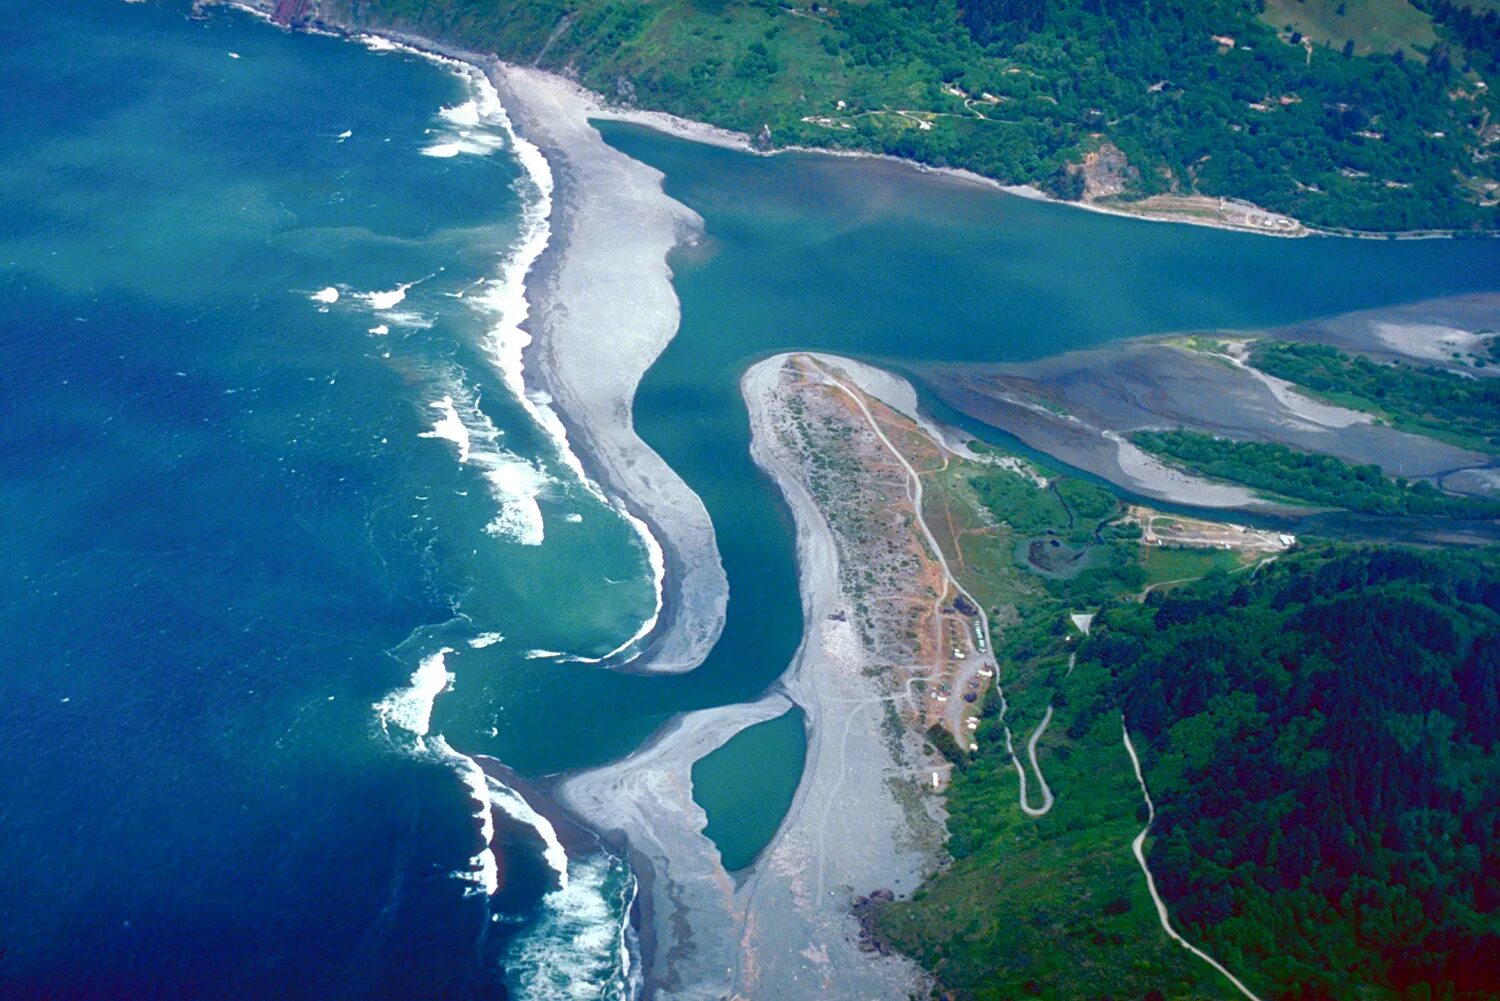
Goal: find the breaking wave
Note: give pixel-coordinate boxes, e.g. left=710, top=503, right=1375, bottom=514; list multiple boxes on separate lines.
left=503, top=854, right=638, bottom=1001
left=416, top=378, right=550, bottom=546
left=487, top=776, right=568, bottom=889
left=458, top=70, right=665, bottom=666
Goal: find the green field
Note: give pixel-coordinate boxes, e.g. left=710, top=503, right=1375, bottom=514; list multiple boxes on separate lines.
left=327, top=0, right=1499, bottom=232
left=1260, top=0, right=1440, bottom=59
left=1140, top=545, right=1248, bottom=587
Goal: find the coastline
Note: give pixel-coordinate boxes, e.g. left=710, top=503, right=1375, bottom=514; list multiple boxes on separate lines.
left=486, top=63, right=729, bottom=675
left=191, top=6, right=1500, bottom=996
left=209, top=6, right=936, bottom=994
left=216, top=0, right=728, bottom=677
left=556, top=353, right=949, bottom=999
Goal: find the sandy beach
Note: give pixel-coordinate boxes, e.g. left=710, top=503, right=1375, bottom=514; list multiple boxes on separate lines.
left=487, top=64, right=730, bottom=675
left=558, top=354, right=951, bottom=999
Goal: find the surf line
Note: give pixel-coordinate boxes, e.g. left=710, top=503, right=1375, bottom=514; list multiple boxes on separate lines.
left=254, top=6, right=667, bottom=667
left=448, top=55, right=665, bottom=667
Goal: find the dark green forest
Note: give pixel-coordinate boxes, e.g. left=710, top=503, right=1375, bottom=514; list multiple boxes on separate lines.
left=1130, top=428, right=1500, bottom=518
left=1074, top=547, right=1500, bottom=998
left=1250, top=339, right=1500, bottom=452
left=323, top=0, right=1499, bottom=232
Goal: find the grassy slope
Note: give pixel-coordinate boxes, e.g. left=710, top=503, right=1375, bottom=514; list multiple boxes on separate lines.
left=323, top=0, right=1499, bottom=233
left=1260, top=0, right=1439, bottom=59
left=879, top=455, right=1228, bottom=999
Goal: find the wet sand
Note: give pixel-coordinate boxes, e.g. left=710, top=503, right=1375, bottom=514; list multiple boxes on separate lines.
left=556, top=355, right=947, bottom=999
left=919, top=296, right=1500, bottom=511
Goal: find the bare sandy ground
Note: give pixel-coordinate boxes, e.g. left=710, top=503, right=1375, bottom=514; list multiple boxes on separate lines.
left=557, top=355, right=947, bottom=1000
left=920, top=298, right=1500, bottom=511
left=490, top=66, right=729, bottom=674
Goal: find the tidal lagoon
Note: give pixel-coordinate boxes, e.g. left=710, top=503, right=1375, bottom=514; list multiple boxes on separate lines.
left=3, top=3, right=1498, bottom=997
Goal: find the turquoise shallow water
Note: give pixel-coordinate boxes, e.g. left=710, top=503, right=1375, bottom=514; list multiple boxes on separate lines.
left=3, top=2, right=1498, bottom=997
left=691, top=707, right=808, bottom=872
left=603, top=122, right=1500, bottom=859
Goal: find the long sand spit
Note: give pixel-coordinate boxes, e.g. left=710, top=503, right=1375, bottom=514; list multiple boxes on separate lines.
left=557, top=353, right=946, bottom=999
left=490, top=65, right=728, bottom=674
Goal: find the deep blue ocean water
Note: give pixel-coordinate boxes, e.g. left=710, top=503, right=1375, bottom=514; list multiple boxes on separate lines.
left=0, top=3, right=663, bottom=996
left=4, top=3, right=1499, bottom=999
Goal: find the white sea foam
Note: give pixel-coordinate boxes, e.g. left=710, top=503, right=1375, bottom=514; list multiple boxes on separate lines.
left=421, top=134, right=507, bottom=158
left=442, top=99, right=484, bottom=127
left=361, top=35, right=400, bottom=52
left=417, top=378, right=550, bottom=545
left=524, top=650, right=565, bottom=660
left=368, top=323, right=389, bottom=336
left=311, top=286, right=340, bottom=304
left=419, top=396, right=471, bottom=463
left=487, top=777, right=569, bottom=889
left=420, top=91, right=508, bottom=158
left=503, top=854, right=636, bottom=1001
left=454, top=76, right=666, bottom=651
left=371, top=651, right=507, bottom=898
left=359, top=282, right=414, bottom=310
left=469, top=632, right=504, bottom=649
left=372, top=647, right=454, bottom=743
left=380, top=310, right=434, bottom=329
left=481, top=458, right=547, bottom=545
left=432, top=736, right=501, bottom=896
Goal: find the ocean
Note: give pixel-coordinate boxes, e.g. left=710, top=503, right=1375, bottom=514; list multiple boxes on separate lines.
left=3, top=2, right=1498, bottom=998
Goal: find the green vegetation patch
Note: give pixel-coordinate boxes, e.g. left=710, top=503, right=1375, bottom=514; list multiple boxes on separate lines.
left=333, top=0, right=1498, bottom=232
left=882, top=660, right=1219, bottom=999
left=966, top=463, right=1147, bottom=601
left=1260, top=0, right=1440, bottom=60
left=1130, top=428, right=1500, bottom=518
left=1140, top=544, right=1248, bottom=587
left=1072, top=547, right=1500, bottom=998
left=1250, top=339, right=1500, bottom=452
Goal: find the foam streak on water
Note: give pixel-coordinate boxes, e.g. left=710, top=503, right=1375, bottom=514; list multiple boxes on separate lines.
left=455, top=67, right=667, bottom=663
left=432, top=736, right=502, bottom=896
left=504, top=854, right=637, bottom=1001
left=372, top=647, right=454, bottom=744
left=486, top=777, right=569, bottom=889
left=418, top=377, right=550, bottom=546
left=338, top=28, right=665, bottom=656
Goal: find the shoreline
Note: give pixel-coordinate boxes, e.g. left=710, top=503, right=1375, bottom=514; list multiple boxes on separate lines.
left=486, top=62, right=730, bottom=675
left=554, top=353, right=949, bottom=999
left=214, top=1, right=728, bottom=678
left=212, top=4, right=1483, bottom=246
left=192, top=5, right=1498, bottom=996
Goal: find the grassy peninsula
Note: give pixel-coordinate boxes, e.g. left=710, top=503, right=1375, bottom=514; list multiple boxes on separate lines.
left=1249, top=339, right=1500, bottom=452
left=319, top=0, right=1499, bottom=233
left=1129, top=428, right=1500, bottom=517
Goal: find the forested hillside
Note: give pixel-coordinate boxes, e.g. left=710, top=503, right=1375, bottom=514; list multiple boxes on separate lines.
left=322, top=0, right=1500, bottom=231
left=883, top=544, right=1500, bottom=999
left=1076, top=547, right=1500, bottom=998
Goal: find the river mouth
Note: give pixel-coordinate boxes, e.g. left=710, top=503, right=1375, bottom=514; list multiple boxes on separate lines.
left=6, top=5, right=1498, bottom=991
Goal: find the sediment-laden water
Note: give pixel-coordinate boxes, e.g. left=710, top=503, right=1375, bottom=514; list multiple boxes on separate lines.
left=3, top=3, right=1498, bottom=998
